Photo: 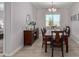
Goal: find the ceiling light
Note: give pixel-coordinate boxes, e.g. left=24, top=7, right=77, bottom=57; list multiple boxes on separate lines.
left=48, top=2, right=56, bottom=12
left=48, top=8, right=52, bottom=12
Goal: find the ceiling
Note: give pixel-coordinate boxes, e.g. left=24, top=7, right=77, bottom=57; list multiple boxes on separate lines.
left=31, top=2, right=74, bottom=9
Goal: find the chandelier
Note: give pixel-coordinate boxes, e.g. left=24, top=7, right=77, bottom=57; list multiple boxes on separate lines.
left=48, top=2, right=56, bottom=12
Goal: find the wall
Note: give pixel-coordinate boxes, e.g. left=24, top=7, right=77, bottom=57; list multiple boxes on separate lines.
left=31, top=5, right=37, bottom=21
left=11, top=2, right=34, bottom=53
left=5, top=2, right=37, bottom=56
left=70, top=3, right=79, bottom=33
left=5, top=2, right=12, bottom=55
left=71, top=2, right=79, bottom=15
left=68, top=2, right=79, bottom=43
left=0, top=11, right=4, bottom=19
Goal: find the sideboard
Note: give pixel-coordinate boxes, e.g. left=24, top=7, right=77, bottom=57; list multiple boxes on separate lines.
left=24, top=28, right=39, bottom=45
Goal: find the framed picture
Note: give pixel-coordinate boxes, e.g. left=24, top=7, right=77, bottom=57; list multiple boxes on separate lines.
left=71, top=14, right=77, bottom=21
left=26, top=14, right=31, bottom=26
left=26, top=14, right=30, bottom=21
left=78, top=14, right=79, bottom=21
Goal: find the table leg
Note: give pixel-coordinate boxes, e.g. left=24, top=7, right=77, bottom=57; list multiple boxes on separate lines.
left=65, top=37, right=68, bottom=53
left=66, top=38, right=68, bottom=53
left=45, top=39, right=47, bottom=53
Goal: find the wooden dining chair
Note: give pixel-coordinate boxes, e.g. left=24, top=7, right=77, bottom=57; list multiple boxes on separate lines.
left=43, top=28, right=46, bottom=34
left=65, top=26, right=70, bottom=37
left=41, top=28, right=51, bottom=48
left=41, top=28, right=45, bottom=48
left=64, top=26, right=70, bottom=52
left=51, top=31, right=64, bottom=57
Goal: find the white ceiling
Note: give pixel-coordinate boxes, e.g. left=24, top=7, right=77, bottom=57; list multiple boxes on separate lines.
left=31, top=2, right=74, bottom=9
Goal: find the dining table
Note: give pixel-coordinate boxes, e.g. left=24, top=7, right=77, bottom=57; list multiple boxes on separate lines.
left=44, top=28, right=68, bottom=53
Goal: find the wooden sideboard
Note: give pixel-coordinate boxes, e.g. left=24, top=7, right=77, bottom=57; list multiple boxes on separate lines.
left=24, top=28, right=39, bottom=45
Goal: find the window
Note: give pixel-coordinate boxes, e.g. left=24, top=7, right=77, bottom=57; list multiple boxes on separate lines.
left=45, top=14, right=60, bottom=27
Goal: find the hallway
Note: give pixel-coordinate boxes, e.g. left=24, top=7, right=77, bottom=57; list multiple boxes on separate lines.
left=13, top=34, right=79, bottom=57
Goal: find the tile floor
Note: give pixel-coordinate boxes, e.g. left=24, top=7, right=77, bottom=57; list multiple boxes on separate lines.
left=13, top=34, right=79, bottom=57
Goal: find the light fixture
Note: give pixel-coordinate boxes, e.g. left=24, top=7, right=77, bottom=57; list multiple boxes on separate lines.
left=48, top=2, right=56, bottom=12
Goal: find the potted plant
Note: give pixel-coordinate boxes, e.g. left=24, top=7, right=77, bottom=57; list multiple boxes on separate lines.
left=28, top=21, right=36, bottom=29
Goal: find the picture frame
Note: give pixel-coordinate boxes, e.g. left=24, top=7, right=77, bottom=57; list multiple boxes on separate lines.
left=71, top=14, right=78, bottom=21
left=78, top=14, right=79, bottom=21
left=26, top=14, right=30, bottom=21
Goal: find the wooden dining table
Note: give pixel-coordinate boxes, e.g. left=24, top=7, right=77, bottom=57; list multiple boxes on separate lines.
left=44, top=28, right=68, bottom=53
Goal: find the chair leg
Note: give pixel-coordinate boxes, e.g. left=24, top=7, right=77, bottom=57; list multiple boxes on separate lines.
left=51, top=41, right=54, bottom=57
left=45, top=40, right=47, bottom=53
left=65, top=36, right=68, bottom=53
left=50, top=42, right=52, bottom=48
left=62, top=48, right=64, bottom=57
left=66, top=38, right=68, bottom=53
left=61, top=45, right=64, bottom=57
left=52, top=47, right=54, bottom=57
left=66, top=43, right=68, bottom=53
left=42, top=42, right=43, bottom=48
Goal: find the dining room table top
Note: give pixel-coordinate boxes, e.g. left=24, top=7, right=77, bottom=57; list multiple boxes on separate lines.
left=45, top=28, right=65, bottom=36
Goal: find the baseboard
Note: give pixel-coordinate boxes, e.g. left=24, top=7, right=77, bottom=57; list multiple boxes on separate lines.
left=5, top=46, right=23, bottom=57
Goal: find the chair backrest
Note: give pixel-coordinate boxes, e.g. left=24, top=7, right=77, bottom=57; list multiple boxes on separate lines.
left=41, top=28, right=44, bottom=36
left=41, top=28, right=46, bottom=35
left=51, top=31, right=64, bottom=47
left=43, top=28, right=46, bottom=33
left=65, top=26, right=70, bottom=37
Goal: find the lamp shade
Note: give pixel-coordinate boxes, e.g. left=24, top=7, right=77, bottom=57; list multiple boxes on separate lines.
left=48, top=8, right=52, bottom=12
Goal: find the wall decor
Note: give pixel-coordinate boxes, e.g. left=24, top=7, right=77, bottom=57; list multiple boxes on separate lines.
left=26, top=14, right=30, bottom=21
left=26, top=14, right=31, bottom=30
left=78, top=14, right=79, bottom=21
left=71, top=14, right=77, bottom=21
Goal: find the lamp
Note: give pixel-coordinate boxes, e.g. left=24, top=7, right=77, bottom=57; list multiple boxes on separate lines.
left=48, top=2, right=56, bottom=12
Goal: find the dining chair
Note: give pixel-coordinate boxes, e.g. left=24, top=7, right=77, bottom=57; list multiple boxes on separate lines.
left=51, top=31, right=64, bottom=57
left=64, top=26, right=70, bottom=37
left=43, top=28, right=46, bottom=34
left=41, top=28, right=46, bottom=48
left=41, top=28, right=51, bottom=48
left=64, top=26, right=70, bottom=52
